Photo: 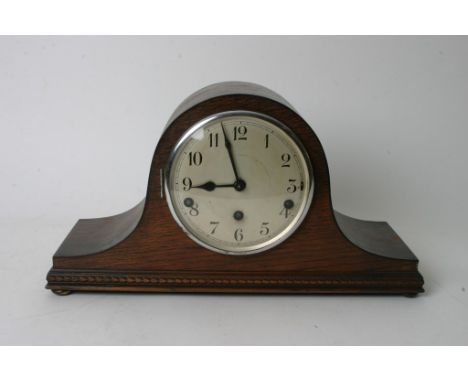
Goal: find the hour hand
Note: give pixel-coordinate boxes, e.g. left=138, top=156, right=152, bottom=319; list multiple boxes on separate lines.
left=191, top=181, right=235, bottom=192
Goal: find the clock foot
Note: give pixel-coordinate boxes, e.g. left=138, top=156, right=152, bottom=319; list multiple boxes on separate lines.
left=51, top=289, right=72, bottom=296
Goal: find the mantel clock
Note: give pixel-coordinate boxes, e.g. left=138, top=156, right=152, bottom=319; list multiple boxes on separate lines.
left=46, top=82, right=424, bottom=295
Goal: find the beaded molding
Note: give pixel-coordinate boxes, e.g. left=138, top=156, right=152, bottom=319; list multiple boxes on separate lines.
left=47, top=272, right=421, bottom=287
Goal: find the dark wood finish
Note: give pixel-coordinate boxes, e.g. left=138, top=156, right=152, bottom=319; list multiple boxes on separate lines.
left=46, top=82, right=424, bottom=295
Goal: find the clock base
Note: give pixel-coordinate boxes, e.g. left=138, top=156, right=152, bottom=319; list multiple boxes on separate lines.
left=46, top=208, right=423, bottom=296
left=46, top=272, right=423, bottom=295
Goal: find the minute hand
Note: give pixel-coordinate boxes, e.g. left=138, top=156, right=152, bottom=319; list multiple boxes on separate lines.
left=221, top=122, right=241, bottom=182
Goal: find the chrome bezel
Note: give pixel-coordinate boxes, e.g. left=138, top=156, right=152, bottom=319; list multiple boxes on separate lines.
left=164, top=110, right=314, bottom=256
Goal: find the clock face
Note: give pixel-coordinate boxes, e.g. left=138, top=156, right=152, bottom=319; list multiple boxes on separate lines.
left=165, top=111, right=313, bottom=255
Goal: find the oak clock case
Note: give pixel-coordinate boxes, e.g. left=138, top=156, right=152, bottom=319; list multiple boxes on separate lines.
left=46, top=81, right=424, bottom=295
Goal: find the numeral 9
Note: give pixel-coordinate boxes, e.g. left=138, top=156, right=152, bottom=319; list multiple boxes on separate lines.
left=182, top=177, right=192, bottom=191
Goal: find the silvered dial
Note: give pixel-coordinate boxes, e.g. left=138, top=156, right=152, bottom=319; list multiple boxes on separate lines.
left=165, top=111, right=313, bottom=255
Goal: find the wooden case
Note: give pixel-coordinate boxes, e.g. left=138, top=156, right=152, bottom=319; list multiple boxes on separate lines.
left=46, top=82, right=424, bottom=295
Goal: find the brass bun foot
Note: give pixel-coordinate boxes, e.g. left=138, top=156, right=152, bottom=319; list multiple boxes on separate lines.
left=51, top=289, right=72, bottom=296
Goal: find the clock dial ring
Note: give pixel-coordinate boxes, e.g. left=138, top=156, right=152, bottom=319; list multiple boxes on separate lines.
left=164, top=110, right=314, bottom=255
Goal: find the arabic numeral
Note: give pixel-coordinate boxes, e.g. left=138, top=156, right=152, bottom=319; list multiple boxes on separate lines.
left=281, top=153, right=291, bottom=167
left=280, top=207, right=290, bottom=218
left=233, top=125, right=247, bottom=141
left=209, top=221, right=220, bottom=234
left=234, top=228, right=244, bottom=242
left=189, top=202, right=199, bottom=216
left=209, top=132, right=219, bottom=147
left=259, top=222, right=270, bottom=236
left=287, top=179, right=297, bottom=193
left=188, top=151, right=202, bottom=166
left=182, top=177, right=192, bottom=191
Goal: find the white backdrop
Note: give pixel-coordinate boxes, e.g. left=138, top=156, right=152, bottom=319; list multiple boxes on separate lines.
left=1, top=36, right=467, bottom=344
